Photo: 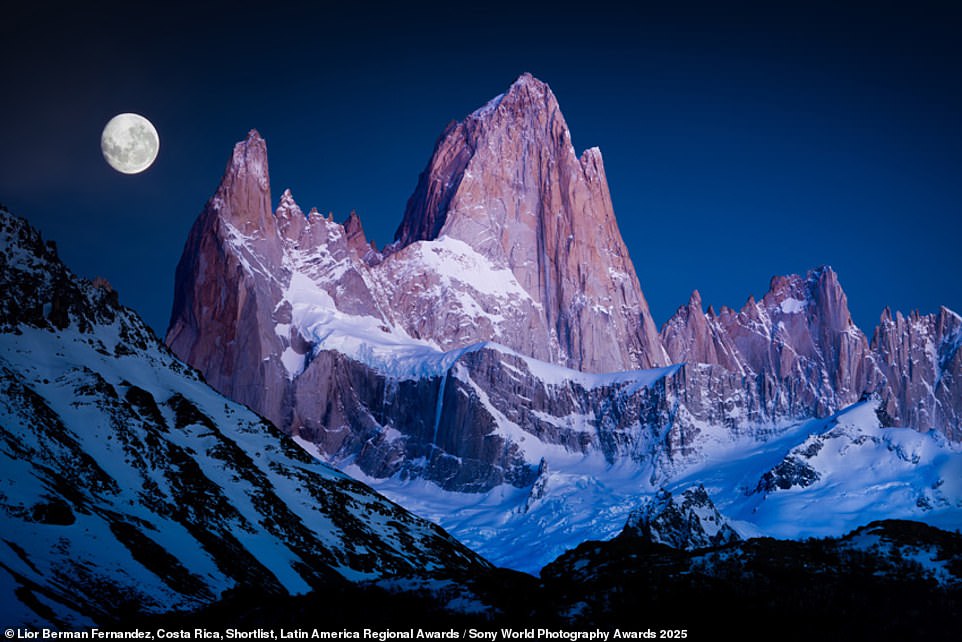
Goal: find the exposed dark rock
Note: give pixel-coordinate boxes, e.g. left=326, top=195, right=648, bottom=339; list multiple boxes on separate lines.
left=622, top=485, right=741, bottom=549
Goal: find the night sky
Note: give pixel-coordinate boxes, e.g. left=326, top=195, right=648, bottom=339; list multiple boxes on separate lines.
left=2, top=1, right=960, bottom=340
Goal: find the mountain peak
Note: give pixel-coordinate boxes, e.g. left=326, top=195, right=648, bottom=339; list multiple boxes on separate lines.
left=394, top=73, right=570, bottom=249
left=230, top=129, right=268, bottom=177
left=392, top=73, right=666, bottom=371
left=275, top=188, right=308, bottom=241
left=203, top=130, right=274, bottom=236
left=491, top=73, right=565, bottom=141
left=276, top=188, right=301, bottom=216
left=503, top=72, right=555, bottom=105
left=622, top=485, right=741, bottom=550
left=808, top=264, right=837, bottom=279
left=465, top=73, right=553, bottom=122
left=513, top=71, right=540, bottom=87
left=343, top=210, right=373, bottom=256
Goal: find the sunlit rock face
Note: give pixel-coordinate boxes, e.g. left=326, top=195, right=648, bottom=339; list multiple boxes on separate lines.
left=393, top=73, right=669, bottom=373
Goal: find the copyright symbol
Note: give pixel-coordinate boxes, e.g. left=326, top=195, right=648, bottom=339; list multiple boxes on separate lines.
left=5, top=630, right=16, bottom=639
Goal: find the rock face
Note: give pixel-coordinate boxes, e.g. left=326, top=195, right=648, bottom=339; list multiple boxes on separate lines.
left=871, top=306, right=962, bottom=440
left=167, top=131, right=289, bottom=427
left=166, top=73, right=961, bottom=504
left=393, top=73, right=668, bottom=372
left=662, top=268, right=878, bottom=417
left=0, top=207, right=491, bottom=626
left=660, top=267, right=962, bottom=439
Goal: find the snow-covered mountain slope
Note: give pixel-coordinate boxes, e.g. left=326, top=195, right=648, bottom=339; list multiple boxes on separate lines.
left=715, top=399, right=962, bottom=537
left=0, top=207, right=491, bottom=626
left=668, top=398, right=962, bottom=535
left=341, top=395, right=962, bottom=573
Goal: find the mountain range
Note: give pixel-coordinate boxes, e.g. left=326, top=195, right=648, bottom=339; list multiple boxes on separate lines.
left=2, top=73, right=962, bottom=630
left=165, top=73, right=961, bottom=569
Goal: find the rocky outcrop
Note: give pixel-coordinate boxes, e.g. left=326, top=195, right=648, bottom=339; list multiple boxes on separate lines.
left=622, top=485, right=741, bottom=549
left=290, top=342, right=687, bottom=492
left=541, top=519, right=962, bottom=635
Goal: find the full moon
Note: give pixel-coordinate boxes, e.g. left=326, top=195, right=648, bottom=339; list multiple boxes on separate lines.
left=101, top=113, right=160, bottom=174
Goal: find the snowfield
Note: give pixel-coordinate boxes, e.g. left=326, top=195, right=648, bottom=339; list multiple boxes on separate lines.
left=341, top=396, right=962, bottom=573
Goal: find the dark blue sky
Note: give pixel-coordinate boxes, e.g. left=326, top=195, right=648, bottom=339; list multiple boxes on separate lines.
left=2, top=1, right=960, bottom=338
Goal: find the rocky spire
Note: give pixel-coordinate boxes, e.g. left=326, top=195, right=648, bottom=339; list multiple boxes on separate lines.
left=166, top=130, right=290, bottom=425
left=395, top=73, right=667, bottom=372
left=209, top=129, right=275, bottom=237
left=275, top=188, right=307, bottom=240
left=870, top=305, right=962, bottom=437
left=661, top=290, right=744, bottom=373
left=343, top=210, right=373, bottom=258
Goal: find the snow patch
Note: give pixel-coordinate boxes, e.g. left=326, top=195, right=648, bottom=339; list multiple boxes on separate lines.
left=470, top=93, right=505, bottom=119
left=779, top=297, right=808, bottom=314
